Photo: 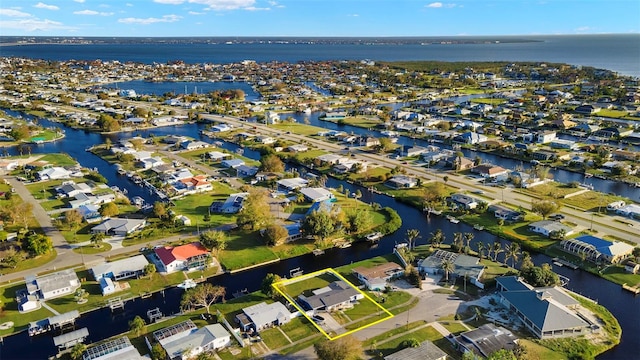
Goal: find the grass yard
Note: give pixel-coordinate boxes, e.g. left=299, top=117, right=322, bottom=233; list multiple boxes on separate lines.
left=38, top=153, right=77, bottom=166
left=596, top=109, right=629, bottom=118
left=260, top=326, right=292, bottom=349
left=460, top=212, right=556, bottom=251
left=0, top=251, right=56, bottom=275
left=0, top=283, right=56, bottom=336
left=219, top=229, right=280, bottom=270
left=372, top=325, right=460, bottom=359
left=560, top=191, right=627, bottom=212
left=277, top=272, right=337, bottom=298
left=170, top=183, right=237, bottom=226
left=270, top=122, right=327, bottom=136
left=518, top=339, right=568, bottom=360
left=440, top=321, right=471, bottom=335
left=471, top=98, right=506, bottom=105
left=524, top=182, right=585, bottom=199
left=279, top=316, right=317, bottom=342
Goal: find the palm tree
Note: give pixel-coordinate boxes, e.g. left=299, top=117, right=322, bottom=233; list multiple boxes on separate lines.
left=453, top=232, right=464, bottom=253
left=429, top=229, right=445, bottom=249
left=492, top=241, right=503, bottom=262
left=476, top=242, right=485, bottom=261
left=508, top=242, right=521, bottom=267
left=90, top=232, right=105, bottom=248
left=463, top=232, right=474, bottom=254
left=406, top=229, right=420, bottom=250
left=441, top=259, right=455, bottom=283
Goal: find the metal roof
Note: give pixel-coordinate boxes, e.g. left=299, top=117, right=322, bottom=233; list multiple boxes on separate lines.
left=53, top=328, right=89, bottom=346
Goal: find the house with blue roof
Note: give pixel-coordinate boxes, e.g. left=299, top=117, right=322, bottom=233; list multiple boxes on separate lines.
left=559, top=235, right=634, bottom=264
left=495, top=276, right=592, bottom=339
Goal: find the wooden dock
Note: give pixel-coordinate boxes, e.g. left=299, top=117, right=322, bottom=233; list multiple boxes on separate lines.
left=552, top=258, right=579, bottom=270
left=622, top=283, right=640, bottom=295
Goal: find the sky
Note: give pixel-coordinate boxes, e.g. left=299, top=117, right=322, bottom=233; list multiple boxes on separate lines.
left=0, top=0, right=639, bottom=37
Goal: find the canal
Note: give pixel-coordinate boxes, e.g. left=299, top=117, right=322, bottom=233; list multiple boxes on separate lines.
left=0, top=113, right=638, bottom=359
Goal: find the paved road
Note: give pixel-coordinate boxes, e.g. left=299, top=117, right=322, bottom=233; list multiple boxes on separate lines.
left=204, top=114, right=640, bottom=244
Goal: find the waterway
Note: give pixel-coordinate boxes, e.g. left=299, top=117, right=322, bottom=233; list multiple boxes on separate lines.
left=0, top=113, right=638, bottom=359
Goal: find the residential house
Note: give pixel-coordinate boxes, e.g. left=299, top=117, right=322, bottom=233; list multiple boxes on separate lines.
left=453, top=132, right=488, bottom=144
left=550, top=139, right=578, bottom=150
left=221, top=158, right=245, bottom=169
left=321, top=111, right=347, bottom=120
left=298, top=281, right=364, bottom=313
left=455, top=324, right=518, bottom=358
left=575, top=104, right=601, bottom=115
left=91, top=255, right=149, bottom=283
left=359, top=137, right=380, bottom=148
left=528, top=220, right=574, bottom=238
left=472, top=164, right=508, bottom=178
left=448, top=193, right=480, bottom=210
left=536, top=131, right=557, bottom=144
left=264, top=111, right=280, bottom=124
left=384, top=175, right=418, bottom=189
left=560, top=235, right=634, bottom=264
left=91, top=218, right=146, bottom=236
left=384, top=340, right=447, bottom=360
left=235, top=301, right=292, bottom=332
left=154, top=242, right=210, bottom=273
left=495, top=276, right=591, bottom=339
left=532, top=150, right=557, bottom=161
left=255, top=136, right=276, bottom=145
left=55, top=182, right=92, bottom=198
left=299, top=187, right=334, bottom=203
left=316, top=154, right=347, bottom=165
left=236, top=165, right=259, bottom=177
left=82, top=337, right=142, bottom=360
left=277, top=177, right=308, bottom=192
left=624, top=260, right=640, bottom=274
left=179, top=175, right=212, bottom=193
left=206, top=151, right=231, bottom=162
left=20, top=269, right=81, bottom=311
left=288, top=144, right=309, bottom=153
left=398, top=145, right=428, bottom=158
left=489, top=205, right=524, bottom=222
left=210, top=124, right=231, bottom=132
left=37, top=167, right=72, bottom=180
left=154, top=320, right=231, bottom=360
left=210, top=193, right=249, bottom=214
left=352, top=262, right=404, bottom=291
left=418, top=250, right=485, bottom=289
left=449, top=156, right=475, bottom=171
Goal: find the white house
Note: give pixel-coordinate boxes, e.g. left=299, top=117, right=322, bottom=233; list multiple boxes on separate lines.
left=236, top=301, right=292, bottom=332
left=91, top=255, right=150, bottom=282
left=154, top=320, right=231, bottom=360
left=528, top=220, right=574, bottom=238
left=154, top=242, right=210, bottom=273
left=91, top=218, right=146, bottom=236
left=23, top=269, right=80, bottom=305
left=37, top=167, right=72, bottom=180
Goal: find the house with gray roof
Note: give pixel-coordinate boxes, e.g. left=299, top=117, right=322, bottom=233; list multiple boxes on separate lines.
left=20, top=269, right=81, bottom=311
left=455, top=324, right=517, bottom=358
left=384, top=340, right=447, bottom=360
left=528, top=220, right=574, bottom=238
left=384, top=175, right=418, bottom=189
left=82, top=336, right=143, bottom=360
left=299, top=187, right=334, bottom=203
left=235, top=301, right=292, bottom=332
left=495, top=276, right=592, bottom=339
left=91, top=255, right=149, bottom=282
left=155, top=320, right=231, bottom=360
left=91, top=218, right=146, bottom=236
left=418, top=250, right=485, bottom=289
left=298, top=281, right=364, bottom=313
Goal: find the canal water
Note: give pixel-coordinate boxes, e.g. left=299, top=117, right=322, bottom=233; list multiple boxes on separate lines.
left=0, top=113, right=638, bottom=359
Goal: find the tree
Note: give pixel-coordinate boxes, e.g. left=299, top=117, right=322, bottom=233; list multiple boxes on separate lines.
left=15, top=202, right=34, bottom=229
left=63, top=209, right=83, bottom=231
left=144, top=263, right=156, bottom=277
left=429, top=229, right=445, bottom=249
left=180, top=283, right=226, bottom=314
left=261, top=273, right=282, bottom=298
left=129, top=138, right=145, bottom=150
left=302, top=208, right=336, bottom=244
left=10, top=125, right=31, bottom=141
left=405, top=229, right=420, bottom=250
left=236, top=188, right=271, bottom=230
left=405, top=265, right=421, bottom=289
left=376, top=137, right=393, bottom=153
left=443, top=175, right=449, bottom=186
left=492, top=241, right=503, bottom=262
left=70, top=343, right=86, bottom=360
left=26, top=232, right=53, bottom=255
left=441, top=259, right=455, bottom=283
left=150, top=343, right=166, bottom=360
left=99, top=202, right=119, bottom=217
left=104, top=137, right=112, bottom=150
left=263, top=224, right=289, bottom=246
left=353, top=189, right=362, bottom=208
left=487, top=349, right=517, bottom=360
left=531, top=200, right=560, bottom=219
left=90, top=232, right=105, bottom=248
left=153, top=201, right=168, bottom=219
left=453, top=232, right=464, bottom=253
left=520, top=263, right=560, bottom=287
left=476, top=242, right=486, bottom=260
left=346, top=209, right=373, bottom=234
left=401, top=338, right=420, bottom=349
left=2, top=247, right=23, bottom=268
left=199, top=230, right=227, bottom=256
left=314, top=335, right=363, bottom=360
left=260, top=154, right=285, bottom=173
left=129, top=315, right=146, bottom=336
left=506, top=242, right=521, bottom=267
left=463, top=232, right=474, bottom=254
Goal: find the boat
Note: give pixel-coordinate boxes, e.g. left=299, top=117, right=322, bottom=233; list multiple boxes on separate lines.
left=177, top=279, right=197, bottom=290
left=303, top=108, right=312, bottom=115
left=473, top=224, right=484, bottom=231
left=364, top=232, right=383, bottom=242
left=312, top=249, right=325, bottom=256
left=394, top=242, right=408, bottom=249
left=132, top=196, right=145, bottom=207
left=117, top=168, right=126, bottom=176
left=446, top=215, right=460, bottom=224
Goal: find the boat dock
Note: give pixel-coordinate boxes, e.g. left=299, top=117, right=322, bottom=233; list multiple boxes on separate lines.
left=312, top=249, right=325, bottom=256
left=622, top=283, right=640, bottom=295
left=28, top=310, right=80, bottom=336
left=552, top=258, right=579, bottom=269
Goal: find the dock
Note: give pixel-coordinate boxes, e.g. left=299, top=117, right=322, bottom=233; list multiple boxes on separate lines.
left=622, top=283, right=640, bottom=295
left=552, top=258, right=579, bottom=270
left=28, top=310, right=80, bottom=336
left=53, top=328, right=89, bottom=351
left=108, top=297, right=125, bottom=311
left=312, top=249, right=325, bottom=256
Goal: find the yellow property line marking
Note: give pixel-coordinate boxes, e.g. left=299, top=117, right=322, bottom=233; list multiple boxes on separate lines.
left=273, top=268, right=394, bottom=340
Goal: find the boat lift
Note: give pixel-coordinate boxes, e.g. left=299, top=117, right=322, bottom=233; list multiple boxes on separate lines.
left=53, top=327, right=89, bottom=351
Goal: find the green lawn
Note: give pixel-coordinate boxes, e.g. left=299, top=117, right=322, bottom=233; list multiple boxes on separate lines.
left=38, top=153, right=77, bottom=166
left=596, top=109, right=629, bottom=118
left=278, top=272, right=337, bottom=298
left=260, top=326, right=291, bottom=349
left=270, top=123, right=327, bottom=136
left=219, top=229, right=280, bottom=270
left=0, top=283, right=56, bottom=336
left=170, top=183, right=237, bottom=226
left=519, top=339, right=568, bottom=360
left=279, top=316, right=317, bottom=342
left=372, top=325, right=460, bottom=359
left=524, top=182, right=584, bottom=199
left=471, top=98, right=506, bottom=105
left=440, top=321, right=470, bottom=335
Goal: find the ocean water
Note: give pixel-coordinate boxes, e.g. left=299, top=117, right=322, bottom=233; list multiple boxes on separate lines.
left=1, top=34, right=638, bottom=77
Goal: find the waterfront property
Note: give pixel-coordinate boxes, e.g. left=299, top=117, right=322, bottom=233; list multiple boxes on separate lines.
left=299, top=187, right=334, bottom=203
left=90, top=255, right=149, bottom=295
left=454, top=324, right=518, bottom=358
left=298, top=280, right=365, bottom=313
left=384, top=175, right=418, bottom=189
left=528, top=220, right=574, bottom=238
left=153, top=320, right=232, bottom=360
left=418, top=250, right=485, bottom=288
left=559, top=235, right=635, bottom=264
left=352, top=262, right=404, bottom=291
left=19, top=269, right=80, bottom=312
left=153, top=242, right=210, bottom=273
left=82, top=336, right=143, bottom=360
left=235, top=301, right=292, bottom=332
left=495, top=276, right=592, bottom=339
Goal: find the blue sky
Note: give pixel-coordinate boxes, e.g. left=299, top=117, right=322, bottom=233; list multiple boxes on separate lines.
left=1, top=0, right=638, bottom=37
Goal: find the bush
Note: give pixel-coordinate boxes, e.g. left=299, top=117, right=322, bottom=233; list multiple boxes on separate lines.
left=376, top=207, right=402, bottom=235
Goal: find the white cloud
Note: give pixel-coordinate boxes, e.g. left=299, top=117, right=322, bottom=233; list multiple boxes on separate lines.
left=0, top=9, right=32, bottom=17
left=0, top=18, right=74, bottom=31
left=34, top=2, right=59, bottom=10
left=244, top=6, right=270, bottom=11
left=190, top=0, right=256, bottom=11
left=73, top=10, right=114, bottom=16
left=575, top=26, right=592, bottom=33
left=126, top=3, right=133, bottom=6
left=188, top=11, right=205, bottom=15
left=348, top=14, right=359, bottom=17
left=73, top=0, right=85, bottom=3
left=154, top=0, right=185, bottom=3
left=267, top=0, right=284, bottom=7
left=426, top=2, right=456, bottom=8
left=118, top=14, right=182, bottom=24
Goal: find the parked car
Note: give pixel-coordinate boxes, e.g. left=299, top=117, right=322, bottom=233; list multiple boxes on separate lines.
left=312, top=315, right=325, bottom=323
left=549, top=214, right=565, bottom=220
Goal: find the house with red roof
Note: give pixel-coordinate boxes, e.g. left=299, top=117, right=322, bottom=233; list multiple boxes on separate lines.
left=179, top=175, right=212, bottom=193
left=154, top=242, right=211, bottom=273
